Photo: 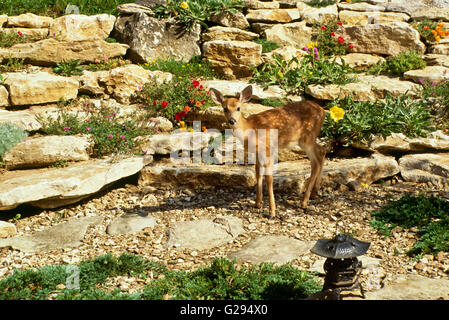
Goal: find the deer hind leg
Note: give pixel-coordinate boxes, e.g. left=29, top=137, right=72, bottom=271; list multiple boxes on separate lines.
left=311, top=142, right=325, bottom=199
left=300, top=139, right=324, bottom=209
left=263, top=161, right=276, bottom=218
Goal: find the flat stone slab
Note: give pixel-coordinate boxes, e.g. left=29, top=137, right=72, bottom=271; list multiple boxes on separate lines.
left=0, top=216, right=103, bottom=253
left=399, top=153, right=449, bottom=187
left=364, top=274, right=449, bottom=300
left=106, top=213, right=157, bottom=236
left=228, top=235, right=314, bottom=265
left=370, top=131, right=449, bottom=154
left=166, top=215, right=244, bottom=251
left=0, top=156, right=149, bottom=211
left=0, top=109, right=42, bottom=132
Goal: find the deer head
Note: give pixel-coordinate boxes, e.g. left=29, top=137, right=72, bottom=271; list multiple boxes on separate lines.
left=209, top=85, right=253, bottom=127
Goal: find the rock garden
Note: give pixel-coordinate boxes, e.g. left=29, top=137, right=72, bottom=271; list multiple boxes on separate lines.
left=0, top=0, right=449, bottom=300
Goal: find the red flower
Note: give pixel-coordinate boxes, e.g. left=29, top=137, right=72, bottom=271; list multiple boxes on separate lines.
left=348, top=44, right=354, bottom=49
left=153, top=100, right=157, bottom=105
left=330, top=32, right=335, bottom=37
left=174, top=113, right=181, bottom=121
left=337, top=21, right=343, bottom=26
left=424, top=25, right=430, bottom=30
left=321, top=25, right=327, bottom=30
left=192, top=80, right=200, bottom=88
left=17, top=31, right=23, bottom=36
left=184, top=106, right=191, bottom=113
left=180, top=111, right=187, bottom=118
left=337, top=36, right=345, bottom=44
left=161, top=101, right=168, bottom=108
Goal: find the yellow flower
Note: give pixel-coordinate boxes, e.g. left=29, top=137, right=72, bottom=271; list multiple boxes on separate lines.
left=361, top=183, right=370, bottom=189
left=435, top=35, right=441, bottom=42
left=306, top=42, right=318, bottom=49
left=329, top=105, right=345, bottom=122
left=180, top=1, right=189, bottom=9
left=188, top=128, right=194, bottom=133
left=179, top=121, right=185, bottom=127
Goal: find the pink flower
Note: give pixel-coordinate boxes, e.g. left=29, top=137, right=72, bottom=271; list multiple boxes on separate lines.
left=418, top=78, right=424, bottom=83
left=86, top=127, right=91, bottom=131
left=431, top=82, right=437, bottom=86
left=63, top=126, right=70, bottom=131
left=107, top=134, right=113, bottom=139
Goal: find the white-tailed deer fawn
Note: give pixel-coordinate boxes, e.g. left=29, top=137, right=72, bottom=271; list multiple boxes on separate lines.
left=210, top=85, right=326, bottom=218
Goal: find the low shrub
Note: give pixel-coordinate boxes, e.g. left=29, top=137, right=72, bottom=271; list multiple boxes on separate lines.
left=134, top=77, right=214, bottom=124
left=141, top=56, right=218, bottom=80
left=370, top=195, right=449, bottom=255
left=0, top=122, right=28, bottom=158
left=0, top=254, right=321, bottom=300
left=366, top=51, right=426, bottom=76
left=37, top=101, right=152, bottom=157
left=320, top=94, right=433, bottom=147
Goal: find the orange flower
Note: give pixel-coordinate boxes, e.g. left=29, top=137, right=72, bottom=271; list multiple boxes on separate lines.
left=424, top=25, right=430, bottom=30
left=184, top=106, right=191, bottom=112
left=201, top=126, right=207, bottom=132
left=195, top=101, right=202, bottom=107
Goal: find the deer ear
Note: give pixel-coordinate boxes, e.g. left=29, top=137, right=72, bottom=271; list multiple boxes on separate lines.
left=239, top=85, right=252, bottom=103
left=209, top=88, right=225, bottom=106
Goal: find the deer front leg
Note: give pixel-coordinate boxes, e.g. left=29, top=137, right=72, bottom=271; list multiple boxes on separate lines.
left=265, top=173, right=276, bottom=218
left=255, top=160, right=263, bottom=209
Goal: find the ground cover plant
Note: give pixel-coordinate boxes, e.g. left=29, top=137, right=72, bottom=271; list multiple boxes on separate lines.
left=0, top=122, right=28, bottom=158
left=251, top=49, right=355, bottom=94
left=313, top=20, right=353, bottom=57
left=320, top=94, right=433, bottom=147
left=370, top=195, right=449, bottom=256
left=0, top=254, right=322, bottom=300
left=366, top=51, right=426, bottom=76
left=0, top=0, right=131, bottom=17
left=36, top=100, right=152, bottom=157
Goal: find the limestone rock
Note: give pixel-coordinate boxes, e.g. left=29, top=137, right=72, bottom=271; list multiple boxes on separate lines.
left=228, top=236, right=314, bottom=265
left=3, top=71, right=78, bottom=106
left=6, top=13, right=53, bottom=28
left=166, top=215, right=244, bottom=250
left=340, top=22, right=425, bottom=56
left=202, top=26, right=259, bottom=42
left=115, top=13, right=201, bottom=63
left=139, top=163, right=257, bottom=188
left=335, top=53, right=386, bottom=70
left=107, top=213, right=157, bottom=236
left=338, top=10, right=409, bottom=26
left=243, top=0, right=280, bottom=9
left=404, top=66, right=449, bottom=83
left=337, top=2, right=386, bottom=11
left=365, top=274, right=449, bottom=300
left=399, top=153, right=449, bottom=187
left=297, top=3, right=338, bottom=24
left=2, top=72, right=77, bottom=106
left=49, top=14, right=116, bottom=41
left=0, top=221, right=17, bottom=238
left=141, top=131, right=221, bottom=155
left=3, top=135, right=94, bottom=169
left=202, top=40, right=262, bottom=79
left=428, top=40, right=449, bottom=55
left=246, top=9, right=301, bottom=23
left=0, top=109, right=41, bottom=132
left=0, top=216, right=103, bottom=253
left=424, top=54, right=449, bottom=68
left=210, top=11, right=249, bottom=29
left=0, top=38, right=129, bottom=66
left=264, top=21, right=313, bottom=48
left=116, top=3, right=153, bottom=14
left=370, top=131, right=449, bottom=154
left=0, top=85, right=8, bottom=107
left=0, top=156, right=148, bottom=210
left=306, top=74, right=420, bottom=101
left=0, top=15, right=7, bottom=27
left=262, top=46, right=307, bottom=66
left=148, top=116, right=173, bottom=133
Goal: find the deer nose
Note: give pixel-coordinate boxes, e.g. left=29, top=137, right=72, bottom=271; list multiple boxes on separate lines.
left=228, top=118, right=236, bottom=125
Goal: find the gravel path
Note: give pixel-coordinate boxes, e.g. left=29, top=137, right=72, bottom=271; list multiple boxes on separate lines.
left=1, top=174, right=448, bottom=294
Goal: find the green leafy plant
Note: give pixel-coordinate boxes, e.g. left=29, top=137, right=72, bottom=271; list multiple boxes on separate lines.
left=251, top=51, right=355, bottom=94
left=254, top=37, right=281, bottom=53
left=320, top=94, right=433, bottom=147
left=0, top=122, right=28, bottom=158
left=305, top=0, right=337, bottom=8
left=141, top=56, right=218, bottom=80
left=153, top=0, right=245, bottom=31
left=367, top=51, right=426, bottom=76
left=134, top=77, right=213, bottom=124
left=420, top=79, right=449, bottom=121
left=370, top=195, right=449, bottom=255
left=0, top=30, right=43, bottom=47
left=0, top=254, right=321, bottom=300
left=53, top=60, right=84, bottom=76
left=0, top=58, right=26, bottom=73
left=85, top=57, right=130, bottom=72
left=313, top=20, right=352, bottom=57
left=37, top=101, right=152, bottom=157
